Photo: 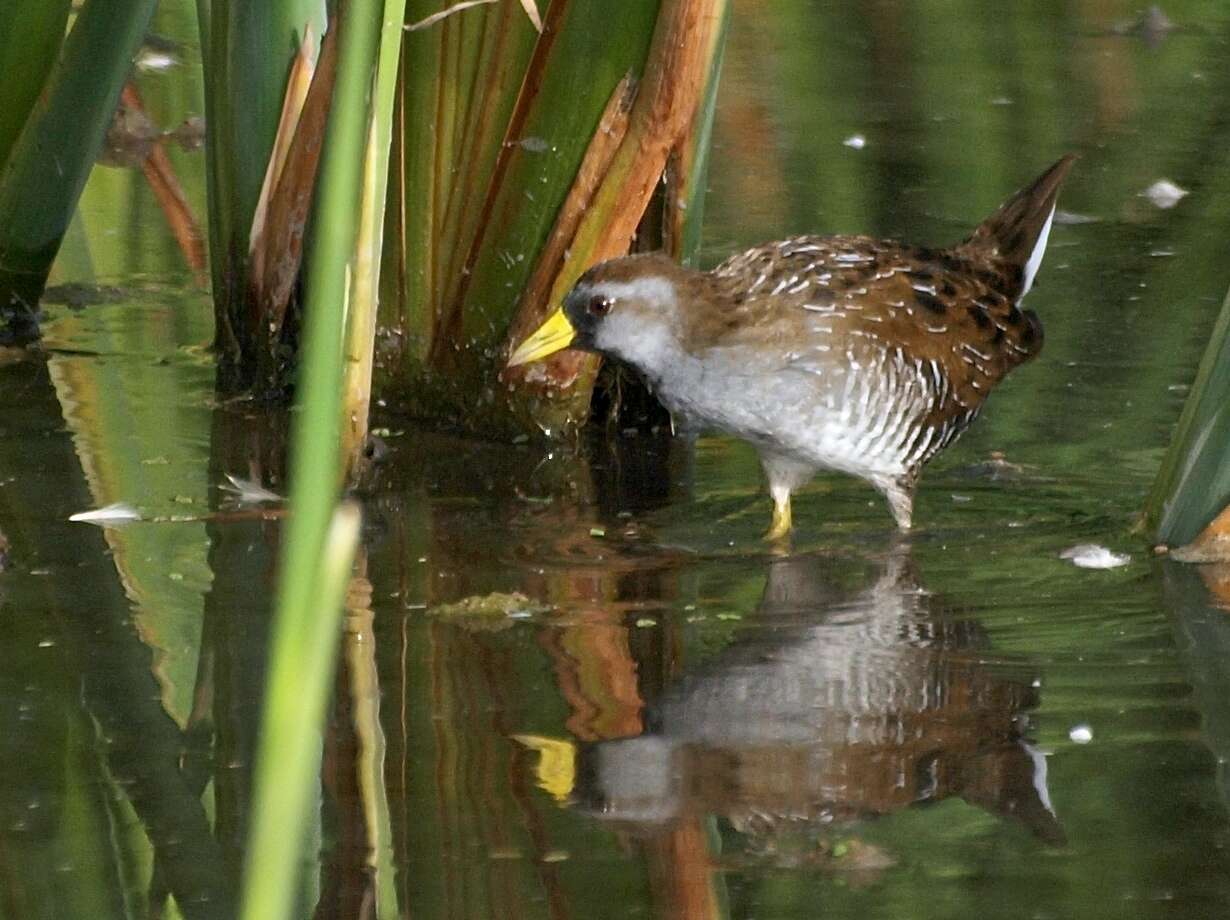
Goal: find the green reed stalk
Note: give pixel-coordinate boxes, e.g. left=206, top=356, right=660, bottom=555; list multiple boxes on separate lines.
left=239, top=0, right=386, bottom=915
left=340, top=0, right=410, bottom=474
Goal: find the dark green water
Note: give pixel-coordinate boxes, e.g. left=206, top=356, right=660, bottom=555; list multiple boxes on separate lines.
left=3, top=1, right=1230, bottom=918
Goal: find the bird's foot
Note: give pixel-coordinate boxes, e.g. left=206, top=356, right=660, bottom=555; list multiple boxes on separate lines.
left=763, top=497, right=793, bottom=543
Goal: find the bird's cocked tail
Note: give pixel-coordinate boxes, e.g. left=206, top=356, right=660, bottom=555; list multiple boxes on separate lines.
left=958, top=154, right=1077, bottom=300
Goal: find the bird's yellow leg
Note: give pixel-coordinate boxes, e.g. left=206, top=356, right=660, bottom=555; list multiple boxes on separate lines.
left=764, top=490, right=793, bottom=542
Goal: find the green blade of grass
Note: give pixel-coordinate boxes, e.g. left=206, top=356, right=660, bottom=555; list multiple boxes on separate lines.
left=240, top=502, right=360, bottom=920
left=393, top=0, right=541, bottom=365
left=393, top=0, right=447, bottom=361
left=239, top=0, right=387, bottom=913
left=341, top=0, right=410, bottom=474
left=435, top=0, right=539, bottom=309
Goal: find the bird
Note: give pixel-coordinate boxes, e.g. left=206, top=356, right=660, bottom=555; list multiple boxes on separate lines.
left=507, top=156, right=1076, bottom=539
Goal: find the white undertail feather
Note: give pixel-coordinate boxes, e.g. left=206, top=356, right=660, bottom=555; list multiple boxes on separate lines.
left=1020, top=205, right=1056, bottom=298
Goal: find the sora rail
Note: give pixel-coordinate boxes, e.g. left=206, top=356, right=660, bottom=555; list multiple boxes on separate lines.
left=508, top=156, right=1076, bottom=538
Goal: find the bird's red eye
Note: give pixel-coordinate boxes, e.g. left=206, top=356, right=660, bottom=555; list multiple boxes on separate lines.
left=589, top=295, right=612, bottom=316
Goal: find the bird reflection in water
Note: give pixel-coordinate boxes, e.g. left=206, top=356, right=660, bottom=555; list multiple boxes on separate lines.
left=561, top=548, right=1064, bottom=865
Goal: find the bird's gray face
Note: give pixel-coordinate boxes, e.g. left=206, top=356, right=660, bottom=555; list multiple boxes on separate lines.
left=505, top=255, right=684, bottom=370
left=562, top=275, right=682, bottom=370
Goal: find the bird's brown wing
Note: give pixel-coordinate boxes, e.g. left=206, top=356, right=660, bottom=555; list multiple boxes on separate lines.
left=700, top=236, right=1044, bottom=458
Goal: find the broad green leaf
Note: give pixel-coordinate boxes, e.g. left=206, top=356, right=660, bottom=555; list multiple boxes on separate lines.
left=1149, top=284, right=1230, bottom=546
left=0, top=0, right=158, bottom=330
left=201, top=0, right=327, bottom=376
left=0, top=0, right=71, bottom=175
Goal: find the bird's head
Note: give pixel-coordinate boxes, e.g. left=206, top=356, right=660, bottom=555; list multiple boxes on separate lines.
left=507, top=253, right=688, bottom=370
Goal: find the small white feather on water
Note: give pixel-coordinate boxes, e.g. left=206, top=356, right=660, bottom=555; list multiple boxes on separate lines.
left=1059, top=544, right=1130, bottom=569
left=69, top=503, right=142, bottom=525
left=1069, top=724, right=1093, bottom=744
left=1142, top=179, right=1188, bottom=209
left=220, top=474, right=283, bottom=504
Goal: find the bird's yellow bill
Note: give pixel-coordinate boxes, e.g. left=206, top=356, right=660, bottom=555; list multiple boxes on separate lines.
left=507, top=308, right=576, bottom=367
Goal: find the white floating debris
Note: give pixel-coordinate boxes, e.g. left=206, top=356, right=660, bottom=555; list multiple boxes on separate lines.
left=1054, top=209, right=1102, bottom=225
left=842, top=133, right=866, bottom=150
left=1060, top=544, right=1131, bottom=569
left=512, top=136, right=548, bottom=153
left=69, top=503, right=142, bottom=525
left=134, top=50, right=179, bottom=73
left=1142, top=179, right=1188, bottom=209
left=220, top=473, right=283, bottom=504
left=1069, top=724, right=1093, bottom=744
